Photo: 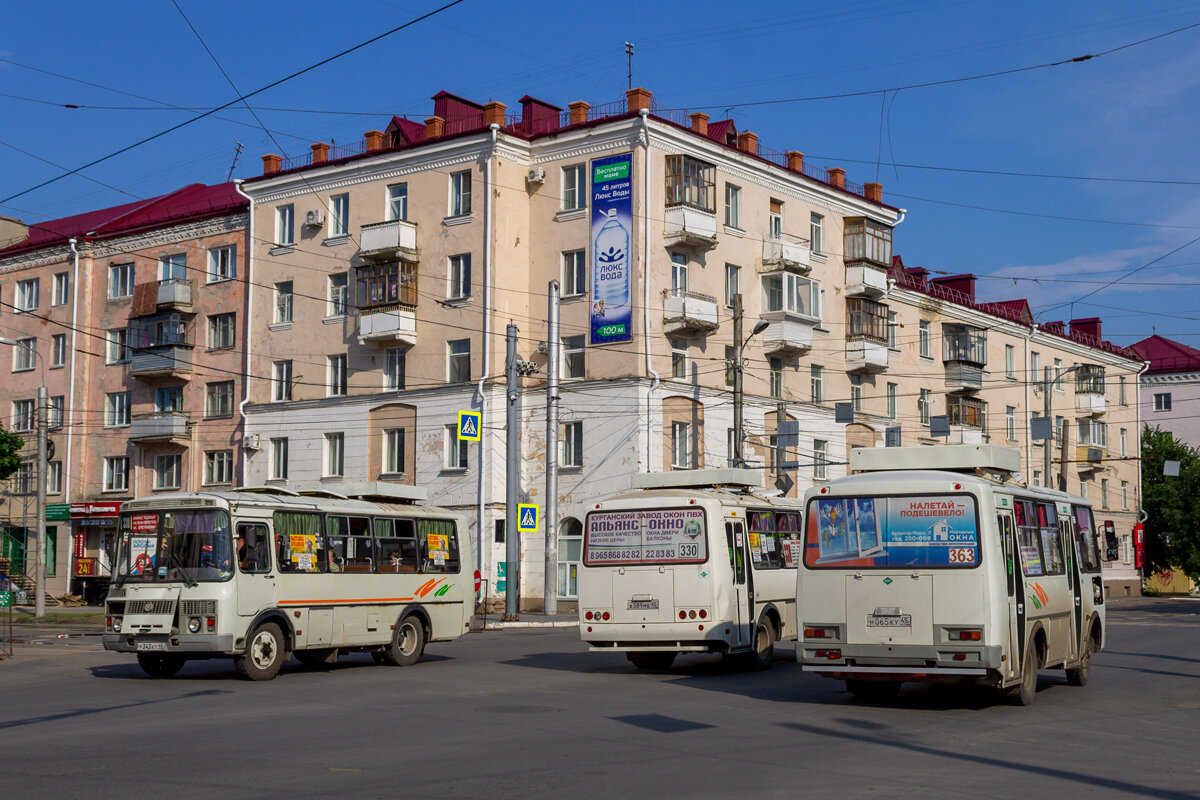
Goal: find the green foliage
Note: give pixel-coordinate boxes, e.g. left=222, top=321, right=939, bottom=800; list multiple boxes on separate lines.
left=0, top=424, right=23, bottom=482
left=1140, top=426, right=1200, bottom=581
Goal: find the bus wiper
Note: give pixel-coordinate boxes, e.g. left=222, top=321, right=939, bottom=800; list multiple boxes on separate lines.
left=164, top=550, right=199, bottom=588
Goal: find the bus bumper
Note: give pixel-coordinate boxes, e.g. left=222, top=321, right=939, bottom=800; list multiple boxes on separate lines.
left=103, top=633, right=236, bottom=654
left=800, top=643, right=1003, bottom=679
left=581, top=622, right=735, bottom=653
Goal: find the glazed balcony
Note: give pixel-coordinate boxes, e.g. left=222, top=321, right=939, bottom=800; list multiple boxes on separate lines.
left=943, top=324, right=987, bottom=392
left=1075, top=365, right=1106, bottom=415
left=947, top=395, right=987, bottom=444
left=663, top=289, right=719, bottom=335
left=359, top=219, right=419, bottom=262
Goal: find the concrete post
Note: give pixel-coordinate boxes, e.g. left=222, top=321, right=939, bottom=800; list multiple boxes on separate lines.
left=505, top=325, right=520, bottom=620
left=545, top=281, right=560, bottom=615
left=35, top=382, right=47, bottom=618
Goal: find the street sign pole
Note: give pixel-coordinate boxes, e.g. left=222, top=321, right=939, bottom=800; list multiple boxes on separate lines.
left=504, top=324, right=521, bottom=621
left=545, top=280, right=560, bottom=616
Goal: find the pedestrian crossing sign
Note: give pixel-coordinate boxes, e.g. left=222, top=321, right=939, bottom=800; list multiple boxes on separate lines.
left=457, top=410, right=481, bottom=441
left=517, top=503, right=539, bottom=533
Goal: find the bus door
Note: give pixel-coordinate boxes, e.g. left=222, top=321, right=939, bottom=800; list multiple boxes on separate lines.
left=725, top=520, right=750, bottom=648
left=996, top=509, right=1022, bottom=680
left=1059, top=510, right=1081, bottom=664
left=235, top=522, right=276, bottom=617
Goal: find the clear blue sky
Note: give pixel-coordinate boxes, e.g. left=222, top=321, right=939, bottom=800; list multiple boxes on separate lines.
left=3, top=0, right=1199, bottom=347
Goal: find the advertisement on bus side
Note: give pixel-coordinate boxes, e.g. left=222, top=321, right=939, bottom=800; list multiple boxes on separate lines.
left=805, top=495, right=979, bottom=568
left=584, top=507, right=707, bottom=566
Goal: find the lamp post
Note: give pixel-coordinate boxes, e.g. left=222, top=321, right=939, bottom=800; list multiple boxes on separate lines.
left=732, top=294, right=770, bottom=468
left=1042, top=362, right=1082, bottom=492
left=1, top=335, right=47, bottom=617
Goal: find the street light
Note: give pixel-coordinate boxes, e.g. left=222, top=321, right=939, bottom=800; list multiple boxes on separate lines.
left=732, top=298, right=770, bottom=468
left=0, top=335, right=47, bottom=618
left=1041, top=362, right=1082, bottom=492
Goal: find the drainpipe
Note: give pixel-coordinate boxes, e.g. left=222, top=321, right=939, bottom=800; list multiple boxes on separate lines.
left=234, top=180, right=253, bottom=486
left=476, top=124, right=498, bottom=580
left=639, top=109, right=658, bottom=471
left=1024, top=324, right=1036, bottom=485
left=65, top=237, right=80, bottom=574
left=1135, top=359, right=1150, bottom=523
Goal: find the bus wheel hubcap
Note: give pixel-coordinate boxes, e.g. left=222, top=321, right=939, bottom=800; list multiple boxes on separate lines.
left=253, top=633, right=275, bottom=667
left=400, top=623, right=417, bottom=656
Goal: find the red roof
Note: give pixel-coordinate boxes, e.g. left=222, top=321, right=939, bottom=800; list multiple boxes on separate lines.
left=1130, top=334, right=1200, bottom=374
left=0, top=182, right=246, bottom=258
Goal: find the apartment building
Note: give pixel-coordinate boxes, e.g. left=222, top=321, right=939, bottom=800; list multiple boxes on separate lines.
left=0, top=183, right=247, bottom=601
left=242, top=87, right=1143, bottom=607
left=1131, top=334, right=1200, bottom=448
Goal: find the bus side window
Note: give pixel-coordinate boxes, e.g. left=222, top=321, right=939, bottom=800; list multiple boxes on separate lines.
left=343, top=516, right=373, bottom=572
left=1072, top=506, right=1102, bottom=573
left=237, top=523, right=271, bottom=573
left=1038, top=503, right=1065, bottom=576
left=997, top=515, right=1015, bottom=597
left=776, top=511, right=801, bottom=568
left=376, top=518, right=419, bottom=574
left=748, top=510, right=783, bottom=569
left=418, top=518, right=459, bottom=573
left=1015, top=501, right=1045, bottom=577
left=326, top=515, right=348, bottom=572
left=273, top=511, right=324, bottom=573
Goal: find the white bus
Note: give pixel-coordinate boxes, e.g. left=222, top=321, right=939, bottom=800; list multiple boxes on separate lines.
left=797, top=445, right=1105, bottom=705
left=578, top=469, right=800, bottom=670
left=102, top=483, right=473, bottom=680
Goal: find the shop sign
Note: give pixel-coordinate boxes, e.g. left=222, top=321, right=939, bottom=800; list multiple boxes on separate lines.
left=75, top=558, right=97, bottom=577
left=46, top=503, right=71, bottom=521
left=70, top=501, right=123, bottom=518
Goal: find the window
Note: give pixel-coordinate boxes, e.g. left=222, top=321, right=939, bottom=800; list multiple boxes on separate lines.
left=769, top=199, right=784, bottom=238
left=159, top=254, right=186, bottom=283
left=670, top=252, right=688, bottom=293
left=1053, top=358, right=1064, bottom=391
left=106, top=329, right=130, bottom=364
left=271, top=437, right=289, bottom=480
left=811, top=365, right=824, bottom=405
left=1005, top=344, right=1015, bottom=379
left=724, top=264, right=740, bottom=309
left=15, top=278, right=39, bottom=311
left=725, top=345, right=736, bottom=387
left=843, top=218, right=893, bottom=265
left=813, top=439, right=828, bottom=480
left=108, top=263, right=134, bottom=299
left=47, top=461, right=62, bottom=494
left=207, top=312, right=236, bottom=350
left=329, top=193, right=349, bottom=236
left=1033, top=470, right=1042, bottom=487
left=53, top=272, right=69, bottom=306
left=762, top=272, right=820, bottom=317
left=557, top=518, right=583, bottom=598
left=727, top=428, right=737, bottom=467
left=383, top=428, right=405, bottom=475
left=450, top=170, right=472, bottom=217
left=204, top=450, right=234, bottom=485
left=323, top=432, right=344, bottom=478
left=47, top=395, right=63, bottom=430
left=207, top=245, right=236, bottom=282
left=12, top=398, right=35, bottom=432
left=664, top=155, right=715, bottom=212
left=447, top=339, right=470, bottom=383
left=274, top=281, right=293, bottom=324
left=670, top=339, right=688, bottom=379
left=1119, top=376, right=1127, bottom=406
left=671, top=421, right=692, bottom=469
left=560, top=421, right=583, bottom=468
left=850, top=374, right=863, bottom=412
left=273, top=360, right=292, bottom=401
left=155, top=385, right=183, bottom=413
left=1154, top=393, right=1172, bottom=412
left=276, top=204, right=294, bottom=246
left=448, top=254, right=471, bottom=300
left=1031, top=351, right=1041, bottom=385
left=106, top=392, right=131, bottom=427
left=328, top=273, right=348, bottom=316
left=562, top=164, right=585, bottom=210
left=387, top=183, right=408, bottom=221
left=918, top=320, right=931, bottom=357
left=327, top=354, right=348, bottom=397
left=1055, top=415, right=1064, bottom=446
left=444, top=424, right=468, bottom=470
left=417, top=518, right=460, bottom=573
left=725, top=184, right=741, bottom=228
left=12, top=462, right=34, bottom=495
left=769, top=358, right=784, bottom=399
left=846, top=298, right=889, bottom=342
left=375, top=518, right=419, bottom=575
left=1101, top=479, right=1110, bottom=509
left=562, top=335, right=584, bottom=380
left=51, top=334, right=66, bottom=368
left=1006, top=406, right=1016, bottom=440
left=919, top=389, right=931, bottom=425
left=11, top=337, right=36, bottom=372
left=1120, top=428, right=1127, bottom=458
left=356, top=260, right=418, bottom=309
left=205, top=381, right=235, bottom=418
left=384, top=348, right=405, bottom=391
left=810, top=213, right=824, bottom=254
left=887, top=383, right=898, bottom=419
left=562, top=250, right=586, bottom=296
left=1121, top=481, right=1129, bottom=510
left=1077, top=419, right=1108, bottom=449
left=104, top=456, right=129, bottom=492
left=886, top=311, right=898, bottom=349
left=154, top=454, right=182, bottom=490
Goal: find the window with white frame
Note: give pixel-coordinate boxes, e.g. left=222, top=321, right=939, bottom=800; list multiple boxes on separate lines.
left=384, top=348, right=405, bottom=391
left=919, top=320, right=931, bottom=357
left=850, top=373, right=863, bottom=412
left=562, top=250, right=586, bottom=296
left=270, top=437, right=289, bottom=480
left=1119, top=376, right=1128, bottom=406
left=810, top=213, right=824, bottom=254
left=276, top=204, right=294, bottom=246
left=109, top=263, right=133, bottom=299
left=1121, top=481, right=1129, bottom=510
left=769, top=357, right=784, bottom=399
left=205, top=381, right=235, bottom=418
left=159, top=253, right=186, bottom=283
left=328, top=273, right=348, bottom=316
left=557, top=518, right=583, bottom=598
left=670, top=338, right=688, bottom=380
left=325, top=432, right=345, bottom=478
left=1120, top=427, right=1127, bottom=458
left=1053, top=358, right=1064, bottom=391
left=887, top=382, right=898, bottom=419
left=327, top=354, right=348, bottom=397
left=1077, top=419, right=1107, bottom=449
left=670, top=252, right=688, bottom=293
left=104, top=456, right=129, bottom=492
left=725, top=184, right=741, bottom=228
left=1055, top=415, right=1064, bottom=445
left=387, top=183, right=408, bottom=221
left=447, top=339, right=470, bottom=383
left=1006, top=406, right=1016, bottom=440
left=105, top=392, right=130, bottom=427
left=1154, top=392, right=1171, bottom=412
left=671, top=421, right=692, bottom=469
left=1031, top=351, right=1041, bottom=385
left=811, top=365, right=824, bottom=404
left=15, top=278, right=39, bottom=311
left=207, top=245, right=236, bottom=282
left=560, top=421, right=583, bottom=467
left=329, top=193, right=349, bottom=236
left=274, top=281, right=293, bottom=324
left=53, top=272, right=69, bottom=306
left=1100, top=478, right=1110, bottom=509
left=448, top=254, right=471, bottom=300
left=1005, top=344, right=1015, bottom=379
left=207, top=312, right=236, bottom=350
left=12, top=463, right=33, bottom=495
left=12, top=398, right=35, bottom=432
left=813, top=439, right=828, bottom=480
left=725, top=263, right=740, bottom=309
left=11, top=337, right=36, bottom=372
left=204, top=450, right=234, bottom=485
left=106, top=329, right=129, bottom=364
left=47, top=461, right=62, bottom=494
left=769, top=199, right=783, bottom=238
left=725, top=345, right=736, bottom=387
left=444, top=424, right=468, bottom=470
left=48, top=395, right=63, bottom=429
left=727, top=427, right=737, bottom=467
left=887, top=311, right=898, bottom=349
left=273, top=360, right=292, bottom=401
left=450, top=170, right=472, bottom=217
left=761, top=272, right=819, bottom=317
left=154, top=453, right=182, bottom=490
left=383, top=428, right=405, bottom=475
left=562, top=165, right=585, bottom=211
left=919, top=389, right=931, bottom=425
left=562, top=335, right=584, bottom=380
left=51, top=334, right=66, bottom=368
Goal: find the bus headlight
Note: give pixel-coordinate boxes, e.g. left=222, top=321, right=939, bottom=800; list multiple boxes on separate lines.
left=188, top=617, right=202, bottom=633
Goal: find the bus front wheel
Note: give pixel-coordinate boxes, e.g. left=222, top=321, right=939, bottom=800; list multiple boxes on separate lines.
left=1011, top=646, right=1038, bottom=705
left=746, top=621, right=776, bottom=671
left=1066, top=646, right=1091, bottom=687
left=137, top=652, right=185, bottom=678
left=380, top=615, right=425, bottom=667
left=235, top=623, right=286, bottom=681
left=627, top=651, right=676, bottom=671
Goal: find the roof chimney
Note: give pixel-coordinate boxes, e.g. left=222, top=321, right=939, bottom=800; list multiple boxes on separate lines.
left=483, top=100, right=507, bottom=127
left=261, top=154, right=282, bottom=175
left=737, top=131, right=758, bottom=155
left=625, top=87, right=652, bottom=113
left=364, top=130, right=384, bottom=152
left=828, top=167, right=845, bottom=189
left=1070, top=317, right=1102, bottom=341
left=568, top=100, right=590, bottom=125
left=311, top=142, right=330, bottom=164
left=864, top=182, right=883, bottom=203
left=425, top=116, right=445, bottom=139
left=689, top=112, right=709, bottom=135
left=929, top=274, right=976, bottom=303
left=786, top=151, right=804, bottom=172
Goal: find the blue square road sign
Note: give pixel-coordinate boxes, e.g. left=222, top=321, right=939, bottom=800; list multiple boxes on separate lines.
left=457, top=410, right=481, bottom=441
left=517, top=503, right=539, bottom=533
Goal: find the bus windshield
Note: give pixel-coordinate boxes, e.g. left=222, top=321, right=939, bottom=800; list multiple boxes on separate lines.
left=804, top=494, right=980, bottom=569
left=584, top=507, right=707, bottom=566
left=115, top=509, right=234, bottom=583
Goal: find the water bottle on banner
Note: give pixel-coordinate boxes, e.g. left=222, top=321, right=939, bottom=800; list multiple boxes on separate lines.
left=593, top=209, right=629, bottom=321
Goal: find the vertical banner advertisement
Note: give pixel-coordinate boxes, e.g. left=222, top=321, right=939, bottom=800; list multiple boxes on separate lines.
left=590, top=153, right=634, bottom=345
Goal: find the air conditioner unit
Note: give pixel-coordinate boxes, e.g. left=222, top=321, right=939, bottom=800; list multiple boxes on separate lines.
left=527, top=167, right=546, bottom=184
left=304, top=209, right=326, bottom=228
left=1086, top=447, right=1103, bottom=463
left=244, top=434, right=260, bottom=450
left=536, top=340, right=549, bottom=354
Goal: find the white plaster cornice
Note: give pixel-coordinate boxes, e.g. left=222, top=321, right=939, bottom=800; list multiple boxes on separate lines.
left=90, top=213, right=247, bottom=259
left=1142, top=371, right=1200, bottom=385
left=0, top=245, right=72, bottom=274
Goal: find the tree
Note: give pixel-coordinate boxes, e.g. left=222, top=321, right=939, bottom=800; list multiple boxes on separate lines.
left=1140, top=426, right=1200, bottom=581
left=0, top=423, right=21, bottom=483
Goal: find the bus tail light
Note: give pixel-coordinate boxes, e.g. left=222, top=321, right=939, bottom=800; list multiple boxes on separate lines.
left=953, top=653, right=967, bottom=661
left=688, top=610, right=697, bottom=619
left=698, top=609, right=707, bottom=619
left=206, top=617, right=216, bottom=630
left=805, top=627, right=829, bottom=639
left=601, top=612, right=610, bottom=621
left=827, top=650, right=841, bottom=660
left=585, top=611, right=594, bottom=620
left=951, top=629, right=982, bottom=641
left=679, top=610, right=687, bottom=620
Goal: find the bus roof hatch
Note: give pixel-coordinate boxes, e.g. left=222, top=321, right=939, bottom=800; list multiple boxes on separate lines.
left=630, top=468, right=762, bottom=490
left=849, top=444, right=1021, bottom=477
left=294, top=482, right=429, bottom=504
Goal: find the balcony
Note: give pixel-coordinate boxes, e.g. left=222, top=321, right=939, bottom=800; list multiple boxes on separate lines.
left=359, top=219, right=419, bottom=262
left=156, top=279, right=192, bottom=309
left=846, top=338, right=888, bottom=372
left=947, top=396, right=986, bottom=444
left=945, top=362, right=984, bottom=393
left=129, top=345, right=193, bottom=379
left=760, top=311, right=816, bottom=356
left=845, top=263, right=888, bottom=298
left=358, top=305, right=417, bottom=346
left=129, top=412, right=189, bottom=443
left=663, top=290, right=719, bottom=335
left=1075, top=364, right=1106, bottom=416
left=761, top=235, right=810, bottom=274
left=1076, top=393, right=1106, bottom=415
left=1076, top=445, right=1107, bottom=471
left=943, top=324, right=987, bottom=392
left=663, top=205, right=718, bottom=251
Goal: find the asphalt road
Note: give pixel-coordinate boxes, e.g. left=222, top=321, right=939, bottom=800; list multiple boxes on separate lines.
left=1, top=598, right=1197, bottom=799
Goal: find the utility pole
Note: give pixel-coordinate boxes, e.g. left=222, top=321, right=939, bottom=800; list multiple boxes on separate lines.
left=733, top=294, right=745, bottom=467
left=504, top=324, right=521, bottom=621
left=35, top=383, right=47, bottom=618
left=1043, top=365, right=1053, bottom=491
left=544, top=281, right=560, bottom=616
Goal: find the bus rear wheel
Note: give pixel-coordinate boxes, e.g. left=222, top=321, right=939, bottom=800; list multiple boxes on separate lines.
left=235, top=622, right=285, bottom=681
left=627, top=651, right=676, bottom=671
left=380, top=615, right=425, bottom=667
left=1066, top=646, right=1091, bottom=687
left=846, top=679, right=901, bottom=702
left=1010, top=645, right=1038, bottom=706
left=137, top=652, right=185, bottom=678
left=746, top=621, right=776, bottom=671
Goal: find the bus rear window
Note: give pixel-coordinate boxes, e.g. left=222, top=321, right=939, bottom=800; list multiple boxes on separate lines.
left=804, top=495, right=979, bottom=569
left=584, top=508, right=707, bottom=566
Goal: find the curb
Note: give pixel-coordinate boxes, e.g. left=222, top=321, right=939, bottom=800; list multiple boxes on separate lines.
left=479, top=621, right=577, bottom=630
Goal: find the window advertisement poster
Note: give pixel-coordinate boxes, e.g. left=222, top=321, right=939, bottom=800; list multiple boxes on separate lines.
left=589, top=153, right=634, bottom=345
left=805, top=495, right=979, bottom=568
left=127, top=535, right=156, bottom=575
left=289, top=534, right=317, bottom=571
left=584, top=508, right=706, bottom=565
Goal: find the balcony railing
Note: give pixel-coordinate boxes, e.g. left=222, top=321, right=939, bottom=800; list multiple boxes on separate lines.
left=663, top=289, right=719, bottom=335
left=846, top=338, right=888, bottom=372
left=1076, top=393, right=1106, bottom=415
left=130, top=345, right=193, bottom=379
left=130, top=412, right=189, bottom=442
left=760, top=310, right=816, bottom=356
left=358, top=304, right=417, bottom=347
left=359, top=219, right=418, bottom=259
left=664, top=205, right=718, bottom=250
left=156, top=279, right=192, bottom=309
left=945, top=362, right=984, bottom=392
left=845, top=263, right=888, bottom=298
left=761, top=234, right=810, bottom=274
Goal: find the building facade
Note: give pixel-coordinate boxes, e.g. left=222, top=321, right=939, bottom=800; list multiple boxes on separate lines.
left=1131, top=334, right=1200, bottom=449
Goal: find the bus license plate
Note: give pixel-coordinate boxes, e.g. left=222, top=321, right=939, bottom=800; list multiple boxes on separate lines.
left=628, top=599, right=659, bottom=610
left=866, top=614, right=912, bottom=628
left=136, top=640, right=168, bottom=652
